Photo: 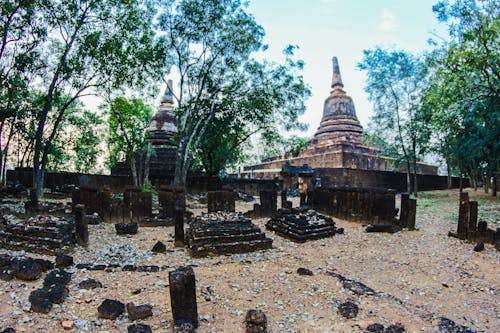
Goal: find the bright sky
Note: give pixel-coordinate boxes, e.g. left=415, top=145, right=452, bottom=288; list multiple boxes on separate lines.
left=246, top=0, right=448, bottom=137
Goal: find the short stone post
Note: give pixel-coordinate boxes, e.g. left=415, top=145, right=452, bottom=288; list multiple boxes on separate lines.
left=281, top=191, right=287, bottom=209
left=468, top=201, right=478, bottom=238
left=299, top=192, right=307, bottom=206
left=245, top=309, right=267, bottom=333
left=400, top=193, right=410, bottom=227
left=74, top=204, right=88, bottom=246
left=457, top=192, right=469, bottom=239
left=259, top=190, right=277, bottom=216
left=406, top=199, right=417, bottom=231
left=169, top=266, right=198, bottom=329
left=174, top=208, right=185, bottom=247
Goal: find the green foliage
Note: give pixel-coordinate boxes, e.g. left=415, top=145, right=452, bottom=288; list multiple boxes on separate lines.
left=107, top=97, right=153, bottom=168
left=423, top=0, right=500, bottom=186
left=157, top=0, right=310, bottom=185
left=260, top=132, right=310, bottom=160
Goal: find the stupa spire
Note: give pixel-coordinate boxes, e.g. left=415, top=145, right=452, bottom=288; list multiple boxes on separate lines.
left=162, top=79, right=174, bottom=104
left=331, top=57, right=344, bottom=89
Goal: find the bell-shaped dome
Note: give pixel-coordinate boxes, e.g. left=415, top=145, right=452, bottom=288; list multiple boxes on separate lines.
left=311, top=57, right=363, bottom=146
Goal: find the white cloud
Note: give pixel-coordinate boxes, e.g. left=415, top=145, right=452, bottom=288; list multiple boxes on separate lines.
left=378, top=10, right=397, bottom=32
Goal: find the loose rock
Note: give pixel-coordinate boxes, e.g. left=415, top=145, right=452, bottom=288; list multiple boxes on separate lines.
left=97, top=299, right=125, bottom=320
left=296, top=267, right=313, bottom=276
left=473, top=243, right=484, bottom=252
left=115, top=222, right=138, bottom=235
left=55, top=254, right=74, bottom=268
left=78, top=278, right=103, bottom=290
left=384, top=323, right=405, bottom=333
left=44, top=269, right=71, bottom=287
left=151, top=241, right=167, bottom=253
left=11, top=258, right=43, bottom=281
left=338, top=301, right=359, bottom=319
left=29, top=288, right=52, bottom=314
left=245, top=309, right=267, bottom=333
left=127, top=323, right=152, bottom=333
left=366, top=323, right=385, bottom=332
left=126, top=302, right=153, bottom=321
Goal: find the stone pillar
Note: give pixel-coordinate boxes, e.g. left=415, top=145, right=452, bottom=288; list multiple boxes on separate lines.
left=74, top=204, right=88, bottom=246
left=207, top=190, right=235, bottom=213
left=99, top=187, right=112, bottom=222
left=169, top=266, right=198, bottom=328
left=407, top=199, right=417, bottom=231
left=280, top=191, right=287, bottom=209
left=259, top=190, right=277, bottom=216
left=174, top=208, right=185, bottom=247
left=400, top=193, right=410, bottom=227
left=468, top=201, right=478, bottom=237
left=457, top=192, right=469, bottom=239
left=299, top=192, right=307, bottom=207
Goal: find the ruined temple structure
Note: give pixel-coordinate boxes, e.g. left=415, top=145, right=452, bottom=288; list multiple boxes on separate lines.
left=146, top=80, right=178, bottom=179
left=243, top=57, right=437, bottom=178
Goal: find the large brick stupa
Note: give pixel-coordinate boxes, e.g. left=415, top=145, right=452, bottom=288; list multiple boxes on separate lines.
left=245, top=57, right=390, bottom=175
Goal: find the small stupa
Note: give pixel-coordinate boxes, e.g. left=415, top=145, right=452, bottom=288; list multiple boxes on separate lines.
left=146, top=80, right=178, bottom=178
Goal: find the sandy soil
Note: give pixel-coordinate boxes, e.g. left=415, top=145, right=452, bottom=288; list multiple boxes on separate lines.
left=0, top=188, right=499, bottom=333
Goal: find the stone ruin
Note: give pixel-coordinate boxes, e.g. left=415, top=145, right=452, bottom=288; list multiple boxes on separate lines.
left=246, top=190, right=278, bottom=217
left=186, top=212, right=272, bottom=257
left=0, top=215, right=73, bottom=255
left=309, top=186, right=397, bottom=224
left=449, top=192, right=499, bottom=250
left=207, top=190, right=235, bottom=213
left=266, top=207, right=343, bottom=242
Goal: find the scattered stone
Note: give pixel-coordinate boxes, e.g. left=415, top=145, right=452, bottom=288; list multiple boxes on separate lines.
left=437, top=317, right=476, bottom=333
left=0, top=328, right=16, bottom=333
left=33, top=258, right=54, bottom=272
left=366, top=323, right=385, bottom=332
left=85, top=214, right=102, bottom=225
left=0, top=268, right=13, bottom=281
left=55, top=254, right=74, bottom=268
left=78, top=278, right=103, bottom=290
left=47, top=284, right=69, bottom=304
left=151, top=241, right=167, bottom=253
left=173, top=321, right=195, bottom=333
left=0, top=254, right=11, bottom=268
left=115, top=222, right=138, bottom=235
left=11, top=258, right=43, bottom=281
left=296, top=267, right=313, bottom=276
left=245, top=309, right=267, bottom=333
left=29, top=288, right=52, bottom=314
left=61, top=320, right=74, bottom=330
left=137, top=265, right=160, bottom=272
left=43, top=269, right=71, bottom=287
left=97, top=299, right=125, bottom=320
left=126, top=302, right=153, bottom=321
left=384, top=323, right=405, bottom=333
left=128, top=323, right=152, bottom=333
left=473, top=243, right=484, bottom=252
left=338, top=301, right=359, bottom=319
left=365, top=224, right=401, bottom=233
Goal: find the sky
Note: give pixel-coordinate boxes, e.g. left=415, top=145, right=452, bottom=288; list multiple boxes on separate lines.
left=245, top=0, right=449, bottom=137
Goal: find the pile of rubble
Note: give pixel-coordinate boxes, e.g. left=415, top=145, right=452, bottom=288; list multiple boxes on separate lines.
left=186, top=212, right=272, bottom=257
left=266, top=208, right=343, bottom=242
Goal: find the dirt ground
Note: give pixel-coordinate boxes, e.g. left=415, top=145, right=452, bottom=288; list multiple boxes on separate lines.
left=0, top=188, right=499, bottom=333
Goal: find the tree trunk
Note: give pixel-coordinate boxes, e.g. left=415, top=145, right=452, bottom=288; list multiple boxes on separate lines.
left=130, top=153, right=138, bottom=187
left=446, top=156, right=451, bottom=189
left=143, top=143, right=151, bottom=187
left=484, top=171, right=490, bottom=194
left=492, top=173, right=497, bottom=197
left=412, top=138, right=418, bottom=198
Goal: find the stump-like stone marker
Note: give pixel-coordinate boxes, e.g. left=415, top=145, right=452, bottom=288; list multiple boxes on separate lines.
left=399, top=193, right=410, bottom=227
left=407, top=198, right=417, bottom=231
left=74, top=204, right=88, bottom=246
left=457, top=192, right=469, bottom=239
left=468, top=201, right=478, bottom=236
left=174, top=208, right=185, bottom=247
left=245, top=309, right=267, bottom=333
left=169, top=266, right=198, bottom=329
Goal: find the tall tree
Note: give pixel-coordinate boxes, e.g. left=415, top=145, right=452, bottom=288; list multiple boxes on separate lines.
left=108, top=97, right=153, bottom=187
left=427, top=0, right=500, bottom=195
left=358, top=48, right=431, bottom=196
left=158, top=0, right=310, bottom=186
left=22, top=0, right=165, bottom=204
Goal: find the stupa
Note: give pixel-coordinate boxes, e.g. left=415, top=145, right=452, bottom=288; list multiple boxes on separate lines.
left=245, top=57, right=386, bottom=173
left=146, top=80, right=178, bottom=178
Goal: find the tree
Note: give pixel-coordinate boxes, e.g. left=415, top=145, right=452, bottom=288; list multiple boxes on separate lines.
left=358, top=48, right=431, bottom=196
left=426, top=0, right=500, bottom=195
left=108, top=97, right=153, bottom=187
left=157, top=0, right=310, bottom=186
left=1, top=0, right=166, bottom=204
